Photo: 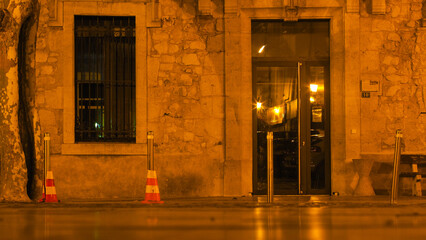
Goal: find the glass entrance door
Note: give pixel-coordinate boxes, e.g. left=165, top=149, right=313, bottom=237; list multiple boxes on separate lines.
left=252, top=20, right=330, bottom=195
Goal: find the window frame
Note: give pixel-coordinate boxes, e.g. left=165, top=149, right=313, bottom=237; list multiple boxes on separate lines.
left=74, top=15, right=137, bottom=143
left=61, top=2, right=147, bottom=155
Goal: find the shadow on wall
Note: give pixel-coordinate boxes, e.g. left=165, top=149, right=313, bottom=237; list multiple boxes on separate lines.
left=18, top=12, right=40, bottom=200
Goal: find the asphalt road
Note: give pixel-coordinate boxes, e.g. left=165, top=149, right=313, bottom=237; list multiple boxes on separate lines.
left=2, top=199, right=426, bottom=240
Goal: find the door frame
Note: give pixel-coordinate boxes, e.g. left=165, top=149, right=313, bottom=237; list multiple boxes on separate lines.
left=252, top=59, right=331, bottom=195
left=301, top=61, right=331, bottom=195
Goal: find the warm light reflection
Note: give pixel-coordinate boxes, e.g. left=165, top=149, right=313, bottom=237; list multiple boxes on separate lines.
left=255, top=208, right=266, bottom=240
left=258, top=45, right=266, bottom=53
left=310, top=97, right=315, bottom=103
left=310, top=84, right=318, bottom=92
left=273, top=107, right=280, bottom=114
left=256, top=102, right=262, bottom=110
left=307, top=208, right=325, bottom=239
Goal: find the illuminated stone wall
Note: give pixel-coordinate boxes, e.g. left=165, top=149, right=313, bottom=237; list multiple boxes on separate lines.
left=357, top=0, right=426, bottom=194
left=29, top=0, right=426, bottom=199
left=147, top=0, right=226, bottom=197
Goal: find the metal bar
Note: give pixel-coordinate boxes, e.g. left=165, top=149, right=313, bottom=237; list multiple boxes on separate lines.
left=44, top=133, right=51, bottom=172
left=297, top=61, right=302, bottom=194
left=88, top=18, right=93, bottom=140
left=267, top=131, right=274, bottom=203
left=43, top=133, right=50, bottom=196
left=391, top=129, right=402, bottom=204
left=147, top=131, right=154, bottom=170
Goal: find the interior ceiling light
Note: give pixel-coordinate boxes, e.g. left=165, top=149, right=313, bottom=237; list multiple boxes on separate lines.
left=258, top=45, right=266, bottom=53
left=310, top=84, right=318, bottom=93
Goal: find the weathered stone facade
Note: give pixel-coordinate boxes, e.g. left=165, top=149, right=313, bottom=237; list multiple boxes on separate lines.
left=5, top=0, right=426, bottom=200
left=358, top=0, right=426, bottom=193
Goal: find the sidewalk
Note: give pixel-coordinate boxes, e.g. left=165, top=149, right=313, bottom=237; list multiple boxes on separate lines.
left=2, top=195, right=426, bottom=208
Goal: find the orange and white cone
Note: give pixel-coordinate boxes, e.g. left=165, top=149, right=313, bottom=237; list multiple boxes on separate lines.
left=141, top=170, right=163, bottom=204
left=40, top=171, right=59, bottom=203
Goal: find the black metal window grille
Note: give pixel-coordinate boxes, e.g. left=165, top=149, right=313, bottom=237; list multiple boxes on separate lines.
left=75, top=16, right=136, bottom=142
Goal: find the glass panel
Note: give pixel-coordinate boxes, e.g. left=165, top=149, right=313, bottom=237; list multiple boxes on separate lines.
left=254, top=66, right=299, bottom=194
left=309, top=66, right=326, bottom=189
left=252, top=20, right=330, bottom=59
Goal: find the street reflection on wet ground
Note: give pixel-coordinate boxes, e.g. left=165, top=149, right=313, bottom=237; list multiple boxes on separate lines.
left=2, top=197, right=426, bottom=240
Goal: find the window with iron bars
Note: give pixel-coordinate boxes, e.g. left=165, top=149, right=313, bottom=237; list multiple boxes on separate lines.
left=75, top=16, right=136, bottom=142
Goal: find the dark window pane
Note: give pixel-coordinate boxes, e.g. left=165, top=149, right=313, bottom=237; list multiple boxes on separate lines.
left=75, top=16, right=136, bottom=142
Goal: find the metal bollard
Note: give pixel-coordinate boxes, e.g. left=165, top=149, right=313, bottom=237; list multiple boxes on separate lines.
left=390, top=129, right=402, bottom=204
left=147, top=131, right=154, bottom=171
left=44, top=133, right=50, bottom=189
left=44, top=133, right=51, bottom=180
left=267, top=132, right=274, bottom=203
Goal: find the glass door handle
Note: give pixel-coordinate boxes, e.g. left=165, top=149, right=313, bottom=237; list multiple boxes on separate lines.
left=302, top=141, right=306, bottom=146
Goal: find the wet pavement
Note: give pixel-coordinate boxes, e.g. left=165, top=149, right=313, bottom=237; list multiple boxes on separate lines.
left=2, top=196, right=426, bottom=239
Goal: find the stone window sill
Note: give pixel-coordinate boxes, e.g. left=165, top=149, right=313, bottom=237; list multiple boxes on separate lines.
left=61, top=143, right=147, bottom=156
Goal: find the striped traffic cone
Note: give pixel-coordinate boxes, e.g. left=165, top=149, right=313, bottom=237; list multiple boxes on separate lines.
left=141, top=170, right=164, bottom=204
left=44, top=171, right=58, bottom=203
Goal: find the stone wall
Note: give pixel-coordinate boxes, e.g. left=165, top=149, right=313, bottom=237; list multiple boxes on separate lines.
left=32, top=0, right=226, bottom=200
left=360, top=0, right=426, bottom=154
left=147, top=0, right=225, bottom=196
left=358, top=0, right=426, bottom=194
left=29, top=0, right=426, bottom=199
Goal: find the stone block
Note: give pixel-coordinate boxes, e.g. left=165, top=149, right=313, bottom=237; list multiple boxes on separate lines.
left=36, top=51, right=48, bottom=63
left=386, top=74, right=406, bottom=83
left=154, top=42, right=169, bottom=54
left=391, top=6, right=400, bottom=17
left=406, top=21, right=416, bottom=28
left=200, top=75, right=223, bottom=96
left=203, top=52, right=224, bottom=74
left=48, top=30, right=62, bottom=51
left=189, top=41, right=206, bottom=50
left=384, top=85, right=401, bottom=97
left=360, top=51, right=380, bottom=73
left=387, top=33, right=401, bottom=42
left=160, top=55, right=176, bottom=63
left=204, top=118, right=224, bottom=140
left=216, top=19, right=224, bottom=32
left=45, top=87, right=63, bottom=109
left=152, top=32, right=170, bottom=41
left=168, top=44, right=180, bottom=54
left=372, top=19, right=394, bottom=31
left=35, top=91, right=45, bottom=105
left=360, top=32, right=384, bottom=50
left=47, top=57, right=58, bottom=63
left=182, top=54, right=200, bottom=65
left=410, top=11, right=423, bottom=21
left=39, top=109, right=56, bottom=127
left=170, top=28, right=184, bottom=44
left=160, top=63, right=174, bottom=71
left=382, top=55, right=399, bottom=65
left=179, top=74, right=193, bottom=86
left=184, top=131, right=195, bottom=141
left=40, top=65, right=54, bottom=75
left=411, top=2, right=422, bottom=11
left=201, top=96, right=224, bottom=119
left=207, top=34, right=224, bottom=52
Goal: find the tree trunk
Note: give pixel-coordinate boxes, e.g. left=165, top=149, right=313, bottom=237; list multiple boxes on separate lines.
left=0, top=0, right=36, bottom=202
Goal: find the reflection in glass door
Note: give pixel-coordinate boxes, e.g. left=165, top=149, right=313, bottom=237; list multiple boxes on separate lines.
left=252, top=20, right=330, bottom=195
left=253, top=64, right=299, bottom=194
